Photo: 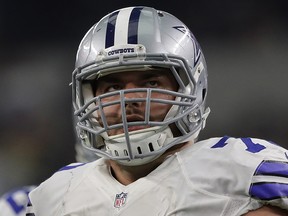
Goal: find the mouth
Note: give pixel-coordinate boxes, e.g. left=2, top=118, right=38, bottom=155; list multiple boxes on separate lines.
left=106, top=114, right=152, bottom=136
left=126, top=115, right=148, bottom=132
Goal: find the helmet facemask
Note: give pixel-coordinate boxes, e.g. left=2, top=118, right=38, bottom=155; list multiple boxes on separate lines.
left=72, top=50, right=209, bottom=166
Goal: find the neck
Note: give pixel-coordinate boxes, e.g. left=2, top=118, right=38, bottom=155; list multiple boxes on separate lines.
left=108, top=141, right=192, bottom=185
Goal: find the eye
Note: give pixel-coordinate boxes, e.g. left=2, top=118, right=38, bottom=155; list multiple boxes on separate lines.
left=106, top=84, right=122, bottom=92
left=146, top=80, right=158, bottom=88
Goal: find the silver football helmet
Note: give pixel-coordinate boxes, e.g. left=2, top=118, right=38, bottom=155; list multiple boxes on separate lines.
left=72, top=6, right=210, bottom=166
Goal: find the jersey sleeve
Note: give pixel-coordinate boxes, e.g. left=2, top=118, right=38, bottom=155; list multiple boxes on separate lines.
left=247, top=139, right=288, bottom=209
left=181, top=136, right=288, bottom=214
left=212, top=136, right=288, bottom=210
left=27, top=163, right=87, bottom=216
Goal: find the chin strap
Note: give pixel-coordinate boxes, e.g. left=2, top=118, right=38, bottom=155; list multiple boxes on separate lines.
left=103, top=127, right=173, bottom=166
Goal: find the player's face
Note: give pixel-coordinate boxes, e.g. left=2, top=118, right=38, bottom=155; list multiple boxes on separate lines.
left=95, top=69, right=178, bottom=136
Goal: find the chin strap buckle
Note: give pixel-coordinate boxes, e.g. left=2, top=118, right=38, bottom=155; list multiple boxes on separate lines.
left=201, top=107, right=211, bottom=129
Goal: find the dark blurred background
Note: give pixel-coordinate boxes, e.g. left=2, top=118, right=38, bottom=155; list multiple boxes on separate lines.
left=1, top=0, right=288, bottom=194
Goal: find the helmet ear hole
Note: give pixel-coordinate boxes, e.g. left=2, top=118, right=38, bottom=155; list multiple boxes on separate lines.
left=202, top=88, right=207, bottom=101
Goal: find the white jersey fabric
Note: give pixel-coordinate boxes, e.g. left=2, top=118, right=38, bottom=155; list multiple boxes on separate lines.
left=27, top=137, right=288, bottom=216
left=0, top=186, right=36, bottom=216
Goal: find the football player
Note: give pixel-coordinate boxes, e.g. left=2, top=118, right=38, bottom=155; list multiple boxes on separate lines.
left=0, top=186, right=36, bottom=216
left=27, top=6, right=288, bottom=215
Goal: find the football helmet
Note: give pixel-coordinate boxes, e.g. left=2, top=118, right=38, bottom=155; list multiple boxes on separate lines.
left=72, top=6, right=210, bottom=166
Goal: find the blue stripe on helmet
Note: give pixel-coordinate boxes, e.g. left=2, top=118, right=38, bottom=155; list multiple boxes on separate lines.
left=105, top=11, right=119, bottom=48
left=250, top=182, right=288, bottom=200
left=254, top=161, right=288, bottom=177
left=128, top=7, right=143, bottom=44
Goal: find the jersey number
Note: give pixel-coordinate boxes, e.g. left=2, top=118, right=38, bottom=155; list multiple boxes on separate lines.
left=211, top=136, right=266, bottom=153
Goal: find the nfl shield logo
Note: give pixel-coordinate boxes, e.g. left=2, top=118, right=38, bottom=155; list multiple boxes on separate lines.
left=114, top=192, right=128, bottom=208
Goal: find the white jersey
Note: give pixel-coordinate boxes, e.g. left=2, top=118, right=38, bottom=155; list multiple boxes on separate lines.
left=0, top=186, right=36, bottom=216
left=27, top=137, right=288, bottom=216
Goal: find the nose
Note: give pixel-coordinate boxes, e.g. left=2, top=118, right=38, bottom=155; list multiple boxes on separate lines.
left=125, top=82, right=138, bottom=89
left=124, top=82, right=146, bottom=108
